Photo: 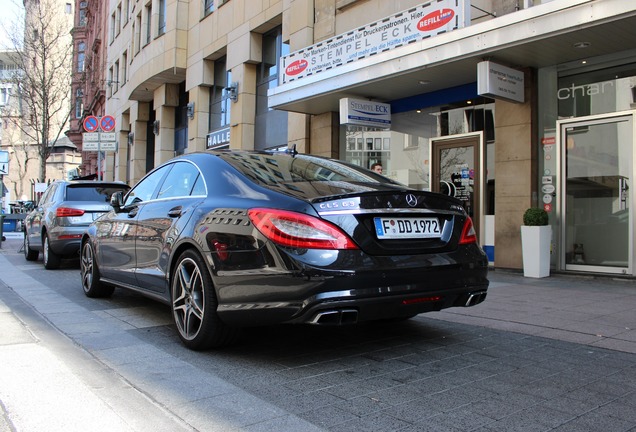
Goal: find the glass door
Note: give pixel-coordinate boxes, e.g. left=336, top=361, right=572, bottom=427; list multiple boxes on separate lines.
left=560, top=113, right=634, bottom=274
left=432, top=134, right=482, bottom=241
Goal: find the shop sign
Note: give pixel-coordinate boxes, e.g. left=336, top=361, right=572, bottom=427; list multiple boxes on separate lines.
left=281, top=0, right=470, bottom=84
left=339, top=98, right=391, bottom=128
left=477, top=61, right=524, bottom=103
left=207, top=127, right=230, bottom=149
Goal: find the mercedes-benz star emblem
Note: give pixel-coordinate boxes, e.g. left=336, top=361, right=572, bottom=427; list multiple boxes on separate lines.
left=406, top=194, right=418, bottom=207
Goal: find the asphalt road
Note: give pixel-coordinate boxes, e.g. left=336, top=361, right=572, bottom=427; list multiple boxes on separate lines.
left=1, top=237, right=635, bottom=431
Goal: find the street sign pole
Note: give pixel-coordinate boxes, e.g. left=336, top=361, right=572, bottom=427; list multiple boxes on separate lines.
left=98, top=131, right=102, bottom=181
left=83, top=116, right=116, bottom=180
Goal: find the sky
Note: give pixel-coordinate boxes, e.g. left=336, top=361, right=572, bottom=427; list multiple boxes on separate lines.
left=0, top=0, right=25, bottom=50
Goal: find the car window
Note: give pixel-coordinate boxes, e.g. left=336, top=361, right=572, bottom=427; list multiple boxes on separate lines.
left=191, top=174, right=206, bottom=196
left=65, top=185, right=129, bottom=202
left=157, top=162, right=204, bottom=199
left=124, top=165, right=172, bottom=206
left=39, top=184, right=56, bottom=205
left=220, top=153, right=402, bottom=186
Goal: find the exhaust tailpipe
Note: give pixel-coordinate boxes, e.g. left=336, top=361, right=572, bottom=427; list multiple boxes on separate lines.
left=464, top=291, right=487, bottom=307
left=309, top=309, right=358, bottom=325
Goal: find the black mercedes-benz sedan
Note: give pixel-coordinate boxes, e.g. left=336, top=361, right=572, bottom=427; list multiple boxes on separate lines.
left=80, top=150, right=488, bottom=350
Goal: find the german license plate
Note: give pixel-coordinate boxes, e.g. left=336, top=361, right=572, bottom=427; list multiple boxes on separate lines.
left=374, top=217, right=442, bottom=239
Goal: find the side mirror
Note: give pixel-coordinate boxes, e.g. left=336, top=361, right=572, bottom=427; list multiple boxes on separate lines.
left=110, top=191, right=125, bottom=211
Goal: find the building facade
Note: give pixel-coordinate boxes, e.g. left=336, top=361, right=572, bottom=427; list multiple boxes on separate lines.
left=2, top=0, right=77, bottom=206
left=68, top=0, right=111, bottom=178
left=101, top=0, right=636, bottom=276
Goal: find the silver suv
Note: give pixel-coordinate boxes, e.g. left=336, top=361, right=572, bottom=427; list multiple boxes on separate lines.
left=23, top=180, right=130, bottom=269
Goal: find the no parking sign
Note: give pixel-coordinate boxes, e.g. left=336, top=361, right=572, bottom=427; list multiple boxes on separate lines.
left=100, top=115, right=116, bottom=132
left=83, top=116, right=98, bottom=132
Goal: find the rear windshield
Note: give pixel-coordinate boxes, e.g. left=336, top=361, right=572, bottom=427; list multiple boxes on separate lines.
left=65, top=184, right=130, bottom=202
left=219, top=153, right=402, bottom=186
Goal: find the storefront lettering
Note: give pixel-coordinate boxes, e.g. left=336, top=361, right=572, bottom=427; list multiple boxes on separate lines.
left=557, top=81, right=614, bottom=100
left=207, top=127, right=230, bottom=148
left=281, top=0, right=469, bottom=83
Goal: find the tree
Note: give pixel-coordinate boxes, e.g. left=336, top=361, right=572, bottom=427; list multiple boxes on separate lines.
left=3, top=0, right=73, bottom=182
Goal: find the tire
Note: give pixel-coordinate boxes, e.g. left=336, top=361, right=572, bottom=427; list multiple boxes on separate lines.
left=171, top=249, right=236, bottom=350
left=43, top=234, right=61, bottom=269
left=80, top=239, right=114, bottom=298
left=23, top=234, right=39, bottom=261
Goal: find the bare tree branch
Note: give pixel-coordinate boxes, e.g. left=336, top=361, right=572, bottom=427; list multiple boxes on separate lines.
left=4, top=0, right=73, bottom=182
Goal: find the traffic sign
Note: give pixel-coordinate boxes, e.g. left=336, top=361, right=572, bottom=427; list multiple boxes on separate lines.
left=83, top=141, right=117, bottom=151
left=83, top=133, right=99, bottom=142
left=83, top=132, right=115, bottom=143
left=100, top=115, right=116, bottom=132
left=83, top=116, right=99, bottom=132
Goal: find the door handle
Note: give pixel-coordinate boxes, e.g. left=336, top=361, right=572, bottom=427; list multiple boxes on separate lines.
left=167, top=206, right=183, bottom=218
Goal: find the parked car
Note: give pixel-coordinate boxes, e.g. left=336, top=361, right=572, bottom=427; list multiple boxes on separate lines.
left=80, top=150, right=489, bottom=350
left=23, top=180, right=130, bottom=269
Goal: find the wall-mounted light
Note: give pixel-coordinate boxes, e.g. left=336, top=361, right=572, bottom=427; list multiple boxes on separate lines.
left=225, top=82, right=238, bottom=102
left=186, top=102, right=195, bottom=119
left=127, top=132, right=134, bottom=145
left=152, top=120, right=160, bottom=135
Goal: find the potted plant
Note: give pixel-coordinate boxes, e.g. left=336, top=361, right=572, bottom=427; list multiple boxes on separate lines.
left=521, top=207, right=551, bottom=278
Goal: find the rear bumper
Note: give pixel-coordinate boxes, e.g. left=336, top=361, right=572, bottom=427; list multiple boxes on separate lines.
left=48, top=226, right=87, bottom=256
left=215, top=264, right=489, bottom=327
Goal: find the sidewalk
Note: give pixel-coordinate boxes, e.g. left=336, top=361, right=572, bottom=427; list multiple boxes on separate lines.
left=2, top=234, right=635, bottom=353
left=431, top=269, right=636, bottom=354
left=1, top=235, right=636, bottom=432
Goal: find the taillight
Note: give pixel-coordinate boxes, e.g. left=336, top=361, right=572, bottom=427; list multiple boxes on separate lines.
left=459, top=216, right=477, bottom=245
left=248, top=208, right=358, bottom=250
left=56, top=207, right=85, bottom=217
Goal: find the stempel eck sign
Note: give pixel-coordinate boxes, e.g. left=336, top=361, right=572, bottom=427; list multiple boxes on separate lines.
left=281, top=0, right=469, bottom=83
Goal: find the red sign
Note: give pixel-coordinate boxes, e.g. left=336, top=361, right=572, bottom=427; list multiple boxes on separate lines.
left=83, top=116, right=98, bottom=132
left=100, top=115, right=116, bottom=132
left=542, top=137, right=556, bottom=145
left=418, top=9, right=455, bottom=32
left=544, top=203, right=552, bottom=213
left=286, top=60, right=308, bottom=76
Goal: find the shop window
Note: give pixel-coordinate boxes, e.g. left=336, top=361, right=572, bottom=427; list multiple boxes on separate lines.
left=255, top=27, right=289, bottom=150
left=175, top=83, right=188, bottom=156
left=209, top=57, right=231, bottom=132
left=342, top=126, right=392, bottom=174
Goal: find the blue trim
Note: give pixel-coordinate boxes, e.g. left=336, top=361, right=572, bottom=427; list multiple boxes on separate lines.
left=390, top=83, right=478, bottom=114
left=483, top=245, right=495, bottom=263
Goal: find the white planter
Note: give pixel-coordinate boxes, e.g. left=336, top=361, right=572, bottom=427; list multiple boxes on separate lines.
left=521, top=225, right=552, bottom=278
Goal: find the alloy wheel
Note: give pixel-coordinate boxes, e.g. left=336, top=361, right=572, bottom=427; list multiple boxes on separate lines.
left=81, top=242, right=94, bottom=292
left=172, top=257, right=205, bottom=341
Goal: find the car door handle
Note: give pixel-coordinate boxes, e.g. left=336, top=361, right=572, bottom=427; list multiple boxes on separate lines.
left=128, top=207, right=138, bottom=218
left=168, top=206, right=183, bottom=218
